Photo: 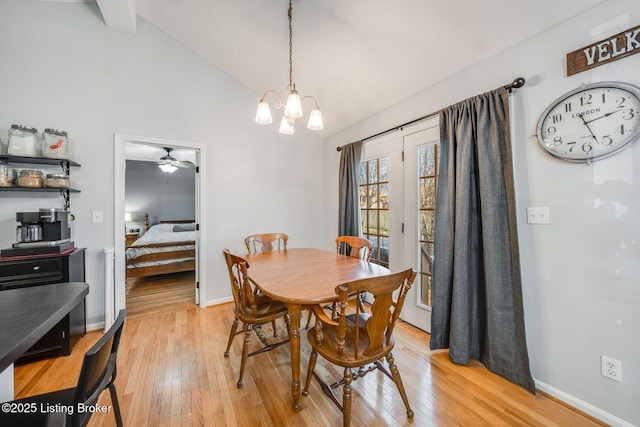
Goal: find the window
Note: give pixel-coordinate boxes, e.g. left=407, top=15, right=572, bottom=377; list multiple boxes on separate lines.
left=417, top=144, right=438, bottom=307
left=359, top=157, right=389, bottom=267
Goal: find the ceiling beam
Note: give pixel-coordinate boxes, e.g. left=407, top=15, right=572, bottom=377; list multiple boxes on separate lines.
left=96, top=0, right=136, bottom=33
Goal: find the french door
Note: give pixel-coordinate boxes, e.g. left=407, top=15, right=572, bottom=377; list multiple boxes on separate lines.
left=360, top=118, right=439, bottom=333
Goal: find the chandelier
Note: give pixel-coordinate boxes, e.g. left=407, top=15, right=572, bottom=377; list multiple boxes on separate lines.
left=255, top=0, right=323, bottom=135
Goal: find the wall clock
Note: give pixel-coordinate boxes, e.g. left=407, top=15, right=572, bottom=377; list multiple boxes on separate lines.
left=536, top=81, right=640, bottom=163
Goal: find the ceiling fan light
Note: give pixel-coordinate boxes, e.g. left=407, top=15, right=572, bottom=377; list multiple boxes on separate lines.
left=255, top=99, right=273, bottom=124
left=279, top=116, right=295, bottom=135
left=307, top=107, right=324, bottom=130
left=159, top=163, right=178, bottom=173
left=284, top=90, right=303, bottom=119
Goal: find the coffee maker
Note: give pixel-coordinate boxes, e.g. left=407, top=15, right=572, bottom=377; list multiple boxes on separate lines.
left=1, top=208, right=75, bottom=257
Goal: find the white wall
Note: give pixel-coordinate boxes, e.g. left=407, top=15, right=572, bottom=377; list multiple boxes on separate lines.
left=125, top=160, right=195, bottom=227
left=323, top=0, right=639, bottom=425
left=0, top=1, right=324, bottom=325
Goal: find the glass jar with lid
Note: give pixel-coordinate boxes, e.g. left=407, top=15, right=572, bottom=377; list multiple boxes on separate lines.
left=8, top=125, right=40, bottom=157
left=0, top=162, right=14, bottom=187
left=42, top=128, right=71, bottom=159
left=17, top=169, right=43, bottom=188
left=43, top=173, right=70, bottom=188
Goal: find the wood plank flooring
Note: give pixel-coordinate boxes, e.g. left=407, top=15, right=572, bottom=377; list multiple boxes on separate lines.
left=13, top=292, right=606, bottom=426
left=125, top=271, right=196, bottom=319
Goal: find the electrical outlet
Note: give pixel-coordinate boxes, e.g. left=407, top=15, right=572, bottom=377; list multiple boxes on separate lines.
left=601, top=355, right=622, bottom=382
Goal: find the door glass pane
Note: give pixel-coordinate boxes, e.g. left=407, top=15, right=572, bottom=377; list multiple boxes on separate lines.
left=417, top=144, right=438, bottom=309
left=360, top=156, right=390, bottom=267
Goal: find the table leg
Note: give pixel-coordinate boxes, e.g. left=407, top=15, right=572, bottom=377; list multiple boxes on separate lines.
left=285, top=303, right=302, bottom=412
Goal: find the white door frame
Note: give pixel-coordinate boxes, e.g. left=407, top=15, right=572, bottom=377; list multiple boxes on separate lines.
left=113, top=134, right=207, bottom=313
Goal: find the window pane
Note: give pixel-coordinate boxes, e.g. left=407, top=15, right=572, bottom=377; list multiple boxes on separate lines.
left=424, top=145, right=436, bottom=176
left=359, top=162, right=366, bottom=185
left=379, top=183, right=389, bottom=209
left=420, top=177, right=436, bottom=209
left=420, top=210, right=435, bottom=242
left=379, top=210, right=389, bottom=236
left=359, top=186, right=367, bottom=208
left=379, top=157, right=389, bottom=182
left=368, top=210, right=378, bottom=231
left=361, top=209, right=367, bottom=234
left=368, top=161, right=377, bottom=184
left=367, top=185, right=378, bottom=208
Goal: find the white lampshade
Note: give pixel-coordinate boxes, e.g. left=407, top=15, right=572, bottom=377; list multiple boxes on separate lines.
left=124, top=212, right=132, bottom=222
left=255, top=99, right=273, bottom=125
left=159, top=163, right=178, bottom=173
left=283, top=90, right=303, bottom=118
left=307, top=107, right=324, bottom=130
left=279, top=116, right=295, bottom=135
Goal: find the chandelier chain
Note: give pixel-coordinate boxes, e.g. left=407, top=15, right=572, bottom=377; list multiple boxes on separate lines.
left=288, top=0, right=293, bottom=90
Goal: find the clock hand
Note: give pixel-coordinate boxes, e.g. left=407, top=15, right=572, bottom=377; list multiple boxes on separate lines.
left=579, top=115, right=598, bottom=143
left=583, top=108, right=623, bottom=125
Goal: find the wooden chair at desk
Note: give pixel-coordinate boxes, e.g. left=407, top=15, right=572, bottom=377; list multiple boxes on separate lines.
left=303, top=268, right=416, bottom=427
left=222, top=249, right=290, bottom=387
left=0, top=309, right=127, bottom=427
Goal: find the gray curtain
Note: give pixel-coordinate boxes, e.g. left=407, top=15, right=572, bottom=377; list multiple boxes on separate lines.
left=430, top=87, right=535, bottom=393
left=338, top=141, right=363, bottom=237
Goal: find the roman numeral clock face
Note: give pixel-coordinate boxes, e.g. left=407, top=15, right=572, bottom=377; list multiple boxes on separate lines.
left=536, top=82, right=640, bottom=162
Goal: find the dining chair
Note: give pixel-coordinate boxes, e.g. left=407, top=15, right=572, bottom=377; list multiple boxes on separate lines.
left=0, top=309, right=127, bottom=427
left=241, top=233, right=289, bottom=337
left=222, top=249, right=290, bottom=387
left=302, top=268, right=417, bottom=427
left=332, top=236, right=374, bottom=317
left=244, top=232, right=288, bottom=254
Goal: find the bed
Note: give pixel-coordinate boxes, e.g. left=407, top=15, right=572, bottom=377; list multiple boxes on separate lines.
left=125, top=215, right=196, bottom=279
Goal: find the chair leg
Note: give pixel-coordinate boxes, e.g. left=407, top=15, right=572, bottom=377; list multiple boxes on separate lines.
left=271, top=320, right=278, bottom=337
left=108, top=383, right=124, bottom=427
left=224, top=318, right=240, bottom=357
left=342, top=367, right=353, bottom=427
left=386, top=352, right=413, bottom=418
left=237, top=324, right=252, bottom=388
left=304, top=308, right=314, bottom=329
left=302, top=350, right=318, bottom=396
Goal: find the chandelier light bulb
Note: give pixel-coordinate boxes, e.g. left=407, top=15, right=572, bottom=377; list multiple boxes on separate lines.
left=279, top=116, right=295, bottom=135
left=255, top=99, right=273, bottom=125
left=284, top=89, right=303, bottom=119
left=307, top=107, right=324, bottom=130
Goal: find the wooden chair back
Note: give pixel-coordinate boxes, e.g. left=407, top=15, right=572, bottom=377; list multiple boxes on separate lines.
left=335, top=269, right=415, bottom=359
left=244, top=233, right=288, bottom=254
left=335, top=236, right=373, bottom=262
left=223, top=249, right=258, bottom=319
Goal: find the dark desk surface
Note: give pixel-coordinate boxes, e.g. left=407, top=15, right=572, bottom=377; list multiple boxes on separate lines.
left=0, top=282, right=89, bottom=372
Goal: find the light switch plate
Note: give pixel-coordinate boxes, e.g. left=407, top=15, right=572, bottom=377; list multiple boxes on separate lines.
left=526, top=207, right=550, bottom=224
left=91, top=211, right=103, bottom=224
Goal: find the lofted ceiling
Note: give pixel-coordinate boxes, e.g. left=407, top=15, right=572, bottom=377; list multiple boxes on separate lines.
left=87, top=0, right=609, bottom=136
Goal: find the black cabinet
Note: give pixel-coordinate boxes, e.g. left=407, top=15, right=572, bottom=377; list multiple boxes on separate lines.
left=0, top=248, right=86, bottom=364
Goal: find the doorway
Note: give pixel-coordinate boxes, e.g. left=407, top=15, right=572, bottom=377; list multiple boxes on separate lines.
left=360, top=117, right=439, bottom=333
left=113, top=134, right=207, bottom=319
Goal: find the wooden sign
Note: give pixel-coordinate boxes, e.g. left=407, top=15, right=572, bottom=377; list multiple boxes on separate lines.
left=566, top=24, right=640, bottom=76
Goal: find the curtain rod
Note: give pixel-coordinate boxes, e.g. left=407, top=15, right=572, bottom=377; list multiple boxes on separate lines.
left=336, top=77, right=525, bottom=151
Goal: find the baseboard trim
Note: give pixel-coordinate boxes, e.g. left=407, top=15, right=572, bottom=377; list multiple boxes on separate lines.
left=534, top=379, right=634, bottom=427
left=205, top=296, right=233, bottom=307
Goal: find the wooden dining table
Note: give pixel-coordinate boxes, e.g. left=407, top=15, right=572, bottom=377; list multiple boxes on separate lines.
left=245, top=248, right=390, bottom=412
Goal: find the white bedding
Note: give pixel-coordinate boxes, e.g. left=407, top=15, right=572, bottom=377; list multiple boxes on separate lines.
left=126, top=223, right=195, bottom=267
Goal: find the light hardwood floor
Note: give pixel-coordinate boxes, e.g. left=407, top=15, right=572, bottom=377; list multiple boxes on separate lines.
left=14, top=290, right=605, bottom=426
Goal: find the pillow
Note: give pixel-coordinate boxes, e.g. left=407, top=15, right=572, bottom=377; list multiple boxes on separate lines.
left=173, top=223, right=196, bottom=232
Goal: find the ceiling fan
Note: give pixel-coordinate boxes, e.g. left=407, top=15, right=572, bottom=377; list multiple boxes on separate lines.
left=157, top=147, right=196, bottom=173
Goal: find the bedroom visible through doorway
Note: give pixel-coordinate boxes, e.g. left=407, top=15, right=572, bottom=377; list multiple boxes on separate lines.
left=113, top=134, right=206, bottom=319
